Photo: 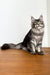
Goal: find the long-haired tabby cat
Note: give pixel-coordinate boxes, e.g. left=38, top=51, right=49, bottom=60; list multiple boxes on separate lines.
left=1, top=15, right=45, bottom=55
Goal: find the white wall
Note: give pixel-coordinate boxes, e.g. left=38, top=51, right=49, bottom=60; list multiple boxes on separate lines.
left=47, top=0, right=50, bottom=47
left=0, top=0, right=48, bottom=47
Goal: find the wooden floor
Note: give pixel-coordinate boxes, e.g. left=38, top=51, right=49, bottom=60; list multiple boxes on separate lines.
left=0, top=48, right=50, bottom=75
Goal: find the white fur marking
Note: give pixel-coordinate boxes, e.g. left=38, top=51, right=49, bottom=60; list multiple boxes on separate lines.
left=32, top=28, right=44, bottom=33
left=22, top=47, right=27, bottom=51
left=32, top=44, right=35, bottom=52
left=16, top=45, right=21, bottom=49
left=31, top=40, right=36, bottom=46
left=38, top=27, right=41, bottom=29
left=38, top=47, right=41, bottom=52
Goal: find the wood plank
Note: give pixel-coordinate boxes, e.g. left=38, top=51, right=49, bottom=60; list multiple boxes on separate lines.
left=0, top=47, right=50, bottom=75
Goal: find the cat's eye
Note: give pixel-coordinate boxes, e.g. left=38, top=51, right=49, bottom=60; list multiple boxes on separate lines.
left=41, top=22, right=43, bottom=24
left=40, top=22, right=43, bottom=24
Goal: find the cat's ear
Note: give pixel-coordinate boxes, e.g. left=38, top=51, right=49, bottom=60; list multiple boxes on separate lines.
left=39, top=15, right=43, bottom=21
left=31, top=16, right=35, bottom=23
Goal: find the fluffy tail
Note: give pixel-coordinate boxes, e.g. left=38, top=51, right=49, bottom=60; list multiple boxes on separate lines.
left=1, top=43, right=22, bottom=50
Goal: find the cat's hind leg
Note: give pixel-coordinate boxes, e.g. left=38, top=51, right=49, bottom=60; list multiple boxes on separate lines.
left=22, top=46, right=28, bottom=51
left=27, top=42, right=36, bottom=55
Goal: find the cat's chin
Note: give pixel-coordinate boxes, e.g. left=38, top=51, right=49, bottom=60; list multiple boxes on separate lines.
left=32, top=28, right=44, bottom=34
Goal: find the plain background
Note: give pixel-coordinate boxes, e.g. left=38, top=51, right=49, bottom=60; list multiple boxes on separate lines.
left=0, top=0, right=48, bottom=47
left=47, top=0, right=50, bottom=47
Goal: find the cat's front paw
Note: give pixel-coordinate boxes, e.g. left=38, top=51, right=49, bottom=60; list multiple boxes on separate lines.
left=30, top=52, right=36, bottom=55
left=38, top=51, right=44, bottom=55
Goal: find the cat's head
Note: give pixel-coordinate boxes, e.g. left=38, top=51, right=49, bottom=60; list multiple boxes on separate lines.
left=31, top=15, right=45, bottom=33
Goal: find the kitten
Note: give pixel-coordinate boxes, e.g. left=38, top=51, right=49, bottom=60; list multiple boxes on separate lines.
left=1, top=15, right=44, bottom=55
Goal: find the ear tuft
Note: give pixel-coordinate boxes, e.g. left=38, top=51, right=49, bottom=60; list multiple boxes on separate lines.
left=31, top=16, right=34, bottom=19
left=39, top=15, right=43, bottom=21
left=31, top=16, right=35, bottom=23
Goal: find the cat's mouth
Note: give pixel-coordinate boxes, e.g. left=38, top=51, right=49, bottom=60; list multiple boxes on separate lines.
left=35, top=26, right=42, bottom=31
left=32, top=27, right=44, bottom=34
left=35, top=24, right=44, bottom=30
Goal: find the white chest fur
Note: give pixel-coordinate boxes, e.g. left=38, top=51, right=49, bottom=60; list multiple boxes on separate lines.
left=31, top=40, right=36, bottom=46
left=31, top=34, right=42, bottom=46
left=32, top=33, right=42, bottom=40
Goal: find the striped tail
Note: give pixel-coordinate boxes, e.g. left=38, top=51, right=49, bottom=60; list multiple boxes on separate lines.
left=1, top=43, right=22, bottom=50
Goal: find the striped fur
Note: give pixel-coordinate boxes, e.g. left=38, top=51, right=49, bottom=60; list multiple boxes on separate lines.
left=1, top=15, right=44, bottom=55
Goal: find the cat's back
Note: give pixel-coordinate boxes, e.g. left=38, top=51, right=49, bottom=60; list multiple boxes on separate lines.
left=22, top=29, right=31, bottom=47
